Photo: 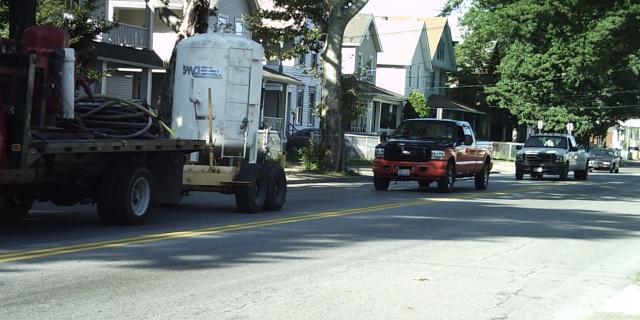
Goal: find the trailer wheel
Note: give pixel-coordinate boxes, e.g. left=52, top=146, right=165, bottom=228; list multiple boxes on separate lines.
left=0, top=195, right=34, bottom=219
left=235, top=164, right=268, bottom=213
left=112, top=167, right=153, bottom=225
left=263, top=164, right=287, bottom=211
left=96, top=169, right=124, bottom=225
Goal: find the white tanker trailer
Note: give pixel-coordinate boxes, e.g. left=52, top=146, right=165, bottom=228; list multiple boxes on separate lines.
left=172, top=31, right=286, bottom=213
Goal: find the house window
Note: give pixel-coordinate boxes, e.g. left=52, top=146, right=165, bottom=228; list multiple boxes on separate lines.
left=437, top=40, right=445, bottom=60
left=308, top=89, right=316, bottom=126
left=357, top=52, right=363, bottom=74
left=298, top=54, right=306, bottom=67
left=311, top=52, right=318, bottom=68
left=295, top=87, right=304, bottom=126
left=234, top=18, right=244, bottom=36
left=430, top=70, right=437, bottom=89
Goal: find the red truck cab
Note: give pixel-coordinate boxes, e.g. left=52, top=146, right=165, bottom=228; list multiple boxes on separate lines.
left=373, top=119, right=492, bottom=193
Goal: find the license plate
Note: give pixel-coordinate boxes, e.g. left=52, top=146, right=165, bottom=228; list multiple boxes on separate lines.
left=398, top=169, right=411, bottom=176
left=534, top=167, right=543, bottom=173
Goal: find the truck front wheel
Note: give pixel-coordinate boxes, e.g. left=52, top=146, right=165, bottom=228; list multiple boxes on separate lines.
left=437, top=163, right=455, bottom=193
left=112, top=167, right=154, bottom=225
left=559, top=162, right=569, bottom=181
left=235, top=164, right=268, bottom=213
left=515, top=166, right=523, bottom=180
left=0, top=195, right=34, bottom=219
left=374, top=176, right=390, bottom=191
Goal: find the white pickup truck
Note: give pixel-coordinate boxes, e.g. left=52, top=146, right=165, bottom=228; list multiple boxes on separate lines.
left=515, top=134, right=590, bottom=180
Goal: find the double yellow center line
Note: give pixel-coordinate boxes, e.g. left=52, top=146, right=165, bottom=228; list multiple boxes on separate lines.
left=0, top=184, right=556, bottom=264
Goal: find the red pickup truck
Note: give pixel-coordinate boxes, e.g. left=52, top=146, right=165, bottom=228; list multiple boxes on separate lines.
left=373, top=119, right=492, bottom=193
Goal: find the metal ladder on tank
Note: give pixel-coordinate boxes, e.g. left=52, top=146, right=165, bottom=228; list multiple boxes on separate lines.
left=220, top=49, right=254, bottom=163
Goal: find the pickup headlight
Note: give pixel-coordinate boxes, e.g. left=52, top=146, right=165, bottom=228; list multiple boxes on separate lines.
left=375, top=147, right=385, bottom=159
left=556, top=155, right=565, bottom=162
left=516, top=153, right=524, bottom=161
left=431, top=150, right=445, bottom=160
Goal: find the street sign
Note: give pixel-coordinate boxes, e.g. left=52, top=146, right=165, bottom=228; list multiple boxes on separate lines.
left=537, top=120, right=544, bottom=131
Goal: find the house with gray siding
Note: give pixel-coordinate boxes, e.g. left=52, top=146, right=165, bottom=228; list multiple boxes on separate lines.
left=96, top=0, right=258, bottom=104
left=342, top=13, right=405, bottom=134
left=374, top=17, right=432, bottom=132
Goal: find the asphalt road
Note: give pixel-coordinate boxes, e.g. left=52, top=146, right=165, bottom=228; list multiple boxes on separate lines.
left=1, top=168, right=640, bottom=320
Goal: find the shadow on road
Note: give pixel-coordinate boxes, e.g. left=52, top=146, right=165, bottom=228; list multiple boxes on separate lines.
left=1, top=170, right=639, bottom=271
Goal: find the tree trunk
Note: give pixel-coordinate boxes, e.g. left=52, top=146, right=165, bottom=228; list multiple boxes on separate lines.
left=320, top=17, right=347, bottom=171
left=153, top=0, right=209, bottom=126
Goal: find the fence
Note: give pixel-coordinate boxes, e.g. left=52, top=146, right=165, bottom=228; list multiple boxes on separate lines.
left=491, top=142, right=523, bottom=161
left=342, top=133, right=523, bottom=162
left=102, top=23, right=149, bottom=49
left=263, top=117, right=285, bottom=136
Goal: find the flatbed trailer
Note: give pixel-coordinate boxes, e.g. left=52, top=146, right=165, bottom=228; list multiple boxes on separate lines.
left=1, top=26, right=287, bottom=225
left=0, top=137, right=205, bottom=224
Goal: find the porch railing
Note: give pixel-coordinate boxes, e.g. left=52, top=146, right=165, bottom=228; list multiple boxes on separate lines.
left=102, top=22, right=149, bottom=49
left=263, top=117, right=285, bottom=136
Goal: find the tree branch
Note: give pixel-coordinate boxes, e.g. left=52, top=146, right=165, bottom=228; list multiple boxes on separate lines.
left=150, top=0, right=181, bottom=33
left=344, top=0, right=369, bottom=19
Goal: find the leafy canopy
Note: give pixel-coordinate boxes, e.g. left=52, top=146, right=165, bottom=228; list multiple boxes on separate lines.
left=444, top=0, right=640, bottom=136
left=408, top=90, right=429, bottom=117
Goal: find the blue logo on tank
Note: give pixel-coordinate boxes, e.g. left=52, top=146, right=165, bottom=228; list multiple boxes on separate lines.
left=182, top=65, right=222, bottom=79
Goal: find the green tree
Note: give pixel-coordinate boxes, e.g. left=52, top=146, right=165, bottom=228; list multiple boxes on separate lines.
left=407, top=90, right=429, bottom=117
left=1, top=0, right=110, bottom=81
left=149, top=0, right=210, bottom=123
left=443, top=0, right=640, bottom=137
left=248, top=0, right=370, bottom=172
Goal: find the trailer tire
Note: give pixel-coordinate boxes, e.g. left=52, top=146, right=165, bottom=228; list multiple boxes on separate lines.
left=0, top=195, right=34, bottom=219
left=235, top=164, right=268, bottom=213
left=96, top=169, right=124, bottom=225
left=112, top=167, right=154, bottom=225
left=263, top=164, right=287, bottom=211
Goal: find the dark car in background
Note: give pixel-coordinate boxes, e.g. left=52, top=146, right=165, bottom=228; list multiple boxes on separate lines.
left=287, top=128, right=320, bottom=154
left=589, top=148, right=620, bottom=173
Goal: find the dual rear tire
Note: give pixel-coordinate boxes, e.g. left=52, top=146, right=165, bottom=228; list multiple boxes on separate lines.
left=234, top=164, right=287, bottom=213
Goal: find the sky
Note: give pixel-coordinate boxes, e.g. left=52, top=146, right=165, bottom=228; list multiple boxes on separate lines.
left=361, top=0, right=465, bottom=41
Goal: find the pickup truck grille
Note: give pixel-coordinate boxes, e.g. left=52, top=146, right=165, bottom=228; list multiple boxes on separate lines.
left=524, top=154, right=556, bottom=163
left=384, top=146, right=430, bottom=162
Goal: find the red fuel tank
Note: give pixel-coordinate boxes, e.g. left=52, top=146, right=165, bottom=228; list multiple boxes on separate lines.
left=22, top=25, right=70, bottom=52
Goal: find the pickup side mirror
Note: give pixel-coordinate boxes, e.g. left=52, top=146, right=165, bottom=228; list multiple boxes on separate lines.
left=515, top=145, right=523, bottom=150
left=379, top=131, right=388, bottom=143
left=464, top=134, right=473, bottom=146
left=570, top=146, right=578, bottom=152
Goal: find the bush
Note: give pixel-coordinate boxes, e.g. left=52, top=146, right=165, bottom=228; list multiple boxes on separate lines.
left=299, top=141, right=323, bottom=172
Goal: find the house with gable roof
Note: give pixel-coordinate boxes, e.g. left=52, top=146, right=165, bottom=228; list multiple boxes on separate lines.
left=374, top=17, right=432, bottom=132
left=342, top=13, right=405, bottom=133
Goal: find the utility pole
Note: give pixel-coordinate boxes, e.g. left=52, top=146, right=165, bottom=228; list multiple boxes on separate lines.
left=9, top=0, right=37, bottom=41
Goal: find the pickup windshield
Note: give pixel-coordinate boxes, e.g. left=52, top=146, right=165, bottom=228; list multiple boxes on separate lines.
left=391, top=121, right=459, bottom=140
left=524, top=136, right=567, bottom=149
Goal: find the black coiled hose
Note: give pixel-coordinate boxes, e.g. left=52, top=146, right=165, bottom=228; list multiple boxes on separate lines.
left=69, top=95, right=174, bottom=139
